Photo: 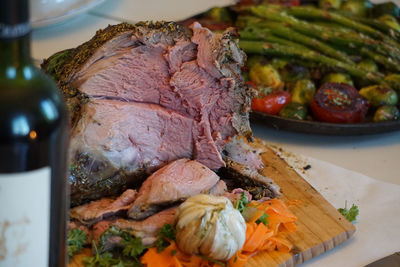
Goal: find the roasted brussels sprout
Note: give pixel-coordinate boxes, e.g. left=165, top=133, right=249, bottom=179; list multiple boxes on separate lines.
left=373, top=105, right=400, bottom=121
left=322, top=73, right=354, bottom=86
left=358, top=59, right=378, bottom=72
left=359, top=85, right=398, bottom=107
left=342, top=0, right=373, bottom=17
left=383, top=74, right=400, bottom=92
left=371, top=2, right=400, bottom=18
left=246, top=55, right=267, bottom=68
left=249, top=63, right=284, bottom=90
left=279, top=102, right=308, bottom=120
left=378, top=15, right=400, bottom=31
left=205, top=7, right=233, bottom=23
left=290, top=79, right=316, bottom=105
left=271, top=59, right=310, bottom=84
left=319, top=0, right=342, bottom=9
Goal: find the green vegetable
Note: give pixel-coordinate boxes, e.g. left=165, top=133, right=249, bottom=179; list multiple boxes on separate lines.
left=87, top=226, right=145, bottom=266
left=256, top=213, right=269, bottom=226
left=322, top=73, right=354, bottom=86
left=360, top=47, right=400, bottom=73
left=341, top=0, right=373, bottom=17
left=154, top=224, right=176, bottom=252
left=249, top=63, right=284, bottom=90
left=373, top=105, right=400, bottom=121
left=357, top=59, right=378, bottom=72
left=378, top=15, right=400, bottom=32
left=205, top=7, right=232, bottom=23
left=271, top=60, right=310, bottom=84
left=121, top=234, right=146, bottom=258
left=290, top=79, right=315, bottom=104
left=319, top=0, right=342, bottom=9
left=246, top=55, right=267, bottom=68
left=371, top=2, right=400, bottom=18
left=279, top=102, right=308, bottom=120
left=383, top=74, right=400, bottom=92
left=67, top=228, right=87, bottom=257
left=247, top=5, right=400, bottom=58
left=239, top=27, right=310, bottom=50
left=285, top=6, right=383, bottom=39
left=284, top=5, right=400, bottom=53
left=255, top=21, right=353, bottom=63
left=359, top=85, right=399, bottom=107
left=235, top=192, right=249, bottom=214
left=338, top=201, right=359, bottom=223
left=354, top=16, right=400, bottom=42
left=239, top=40, right=384, bottom=83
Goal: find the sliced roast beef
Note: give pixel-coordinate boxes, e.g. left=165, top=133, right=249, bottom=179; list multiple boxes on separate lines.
left=223, top=136, right=264, bottom=170
left=70, top=189, right=137, bottom=225
left=128, top=158, right=220, bottom=220
left=218, top=157, right=281, bottom=200
left=42, top=21, right=252, bottom=206
left=93, top=207, right=178, bottom=247
left=209, top=180, right=228, bottom=196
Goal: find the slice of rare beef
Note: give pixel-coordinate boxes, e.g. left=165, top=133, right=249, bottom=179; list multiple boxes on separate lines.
left=223, top=136, right=264, bottom=170
left=93, top=207, right=178, bottom=248
left=128, top=158, right=220, bottom=220
left=42, top=21, right=252, bottom=206
left=70, top=189, right=137, bottom=225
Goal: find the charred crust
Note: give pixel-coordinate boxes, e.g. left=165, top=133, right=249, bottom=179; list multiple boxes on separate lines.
left=218, top=159, right=278, bottom=200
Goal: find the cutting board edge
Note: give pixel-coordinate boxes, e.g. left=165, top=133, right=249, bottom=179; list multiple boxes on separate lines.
left=244, top=138, right=357, bottom=267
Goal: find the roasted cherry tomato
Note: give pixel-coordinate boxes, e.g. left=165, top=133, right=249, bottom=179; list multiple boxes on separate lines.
left=252, top=90, right=291, bottom=115
left=310, top=82, right=370, bottom=123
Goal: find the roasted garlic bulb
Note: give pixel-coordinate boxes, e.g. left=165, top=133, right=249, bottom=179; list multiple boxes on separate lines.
left=175, top=194, right=246, bottom=261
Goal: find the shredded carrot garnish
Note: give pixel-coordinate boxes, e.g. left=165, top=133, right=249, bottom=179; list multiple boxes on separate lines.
left=141, top=198, right=298, bottom=267
left=285, top=199, right=302, bottom=207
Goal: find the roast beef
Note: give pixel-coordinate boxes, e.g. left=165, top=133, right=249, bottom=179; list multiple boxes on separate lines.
left=70, top=189, right=137, bottom=225
left=93, top=207, right=178, bottom=247
left=218, top=157, right=281, bottom=200
left=42, top=21, right=252, bottom=206
left=128, top=158, right=220, bottom=220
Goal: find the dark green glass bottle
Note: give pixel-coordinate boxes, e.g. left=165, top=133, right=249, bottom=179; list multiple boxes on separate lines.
left=0, top=1, right=68, bottom=266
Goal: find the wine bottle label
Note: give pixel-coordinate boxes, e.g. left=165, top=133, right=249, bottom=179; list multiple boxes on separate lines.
left=0, top=167, right=50, bottom=267
left=0, top=22, right=30, bottom=39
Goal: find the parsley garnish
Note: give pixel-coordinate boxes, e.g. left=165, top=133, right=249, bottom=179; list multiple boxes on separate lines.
left=154, top=224, right=176, bottom=252
left=67, top=228, right=87, bottom=257
left=235, top=192, right=249, bottom=214
left=338, top=201, right=359, bottom=223
left=256, top=213, right=269, bottom=226
left=121, top=234, right=146, bottom=258
left=83, top=242, right=120, bottom=267
left=85, top=227, right=145, bottom=266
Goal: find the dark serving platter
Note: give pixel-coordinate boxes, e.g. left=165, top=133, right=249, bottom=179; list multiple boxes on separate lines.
left=250, top=111, right=400, bottom=135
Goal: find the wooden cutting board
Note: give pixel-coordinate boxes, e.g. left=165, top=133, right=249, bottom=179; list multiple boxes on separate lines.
left=246, top=138, right=356, bottom=267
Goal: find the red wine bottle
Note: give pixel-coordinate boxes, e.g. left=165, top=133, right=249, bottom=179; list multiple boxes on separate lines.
left=0, top=0, right=68, bottom=266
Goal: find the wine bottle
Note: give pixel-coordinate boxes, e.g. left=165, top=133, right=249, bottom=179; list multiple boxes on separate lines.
left=0, top=1, right=68, bottom=266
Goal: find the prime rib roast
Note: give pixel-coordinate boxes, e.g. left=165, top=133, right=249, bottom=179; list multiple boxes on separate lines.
left=42, top=21, right=280, bottom=211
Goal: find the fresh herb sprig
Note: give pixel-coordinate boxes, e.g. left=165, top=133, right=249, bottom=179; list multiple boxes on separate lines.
left=67, top=228, right=87, bottom=257
left=256, top=213, right=269, bottom=226
left=84, top=226, right=145, bottom=267
left=235, top=192, right=249, bottom=214
left=338, top=201, right=359, bottom=223
left=154, top=224, right=176, bottom=252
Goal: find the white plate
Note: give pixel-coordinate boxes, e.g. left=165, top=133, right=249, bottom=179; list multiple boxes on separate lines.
left=30, top=0, right=106, bottom=28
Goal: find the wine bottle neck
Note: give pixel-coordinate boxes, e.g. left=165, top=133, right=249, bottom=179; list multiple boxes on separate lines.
left=0, top=33, right=32, bottom=69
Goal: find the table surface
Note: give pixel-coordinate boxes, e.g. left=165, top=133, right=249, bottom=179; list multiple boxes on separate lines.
left=31, top=0, right=400, bottom=186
